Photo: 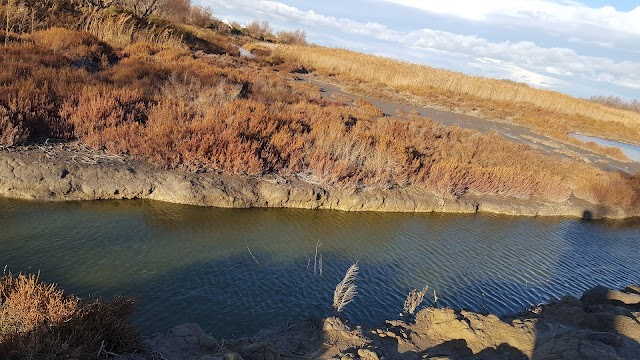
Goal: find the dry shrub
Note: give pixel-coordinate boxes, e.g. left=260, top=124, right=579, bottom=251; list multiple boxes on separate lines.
left=0, top=270, right=140, bottom=359
left=30, top=27, right=110, bottom=60
left=187, top=5, right=214, bottom=27
left=276, top=29, right=306, bottom=45
left=60, top=85, right=148, bottom=145
left=160, top=71, right=243, bottom=110
left=1, top=2, right=638, bottom=214
left=404, top=286, right=428, bottom=317
left=572, top=171, right=639, bottom=209
left=0, top=106, right=28, bottom=146
left=245, top=20, right=273, bottom=41
left=354, top=98, right=384, bottom=118
left=590, top=95, right=640, bottom=114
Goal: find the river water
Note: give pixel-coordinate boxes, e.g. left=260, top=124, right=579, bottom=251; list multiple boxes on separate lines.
left=0, top=199, right=638, bottom=337
left=570, top=133, right=640, bottom=163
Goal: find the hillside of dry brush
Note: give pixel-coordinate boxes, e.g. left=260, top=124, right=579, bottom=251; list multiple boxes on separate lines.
left=0, top=0, right=638, bottom=213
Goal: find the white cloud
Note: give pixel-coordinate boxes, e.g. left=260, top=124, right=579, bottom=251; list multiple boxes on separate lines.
left=382, top=0, right=640, bottom=37
left=201, top=0, right=640, bottom=95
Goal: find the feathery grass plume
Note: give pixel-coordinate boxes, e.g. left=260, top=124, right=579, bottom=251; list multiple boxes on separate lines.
left=403, top=286, right=428, bottom=316
left=333, top=262, right=359, bottom=312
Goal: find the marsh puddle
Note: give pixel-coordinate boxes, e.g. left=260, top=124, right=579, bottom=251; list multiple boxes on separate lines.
left=570, top=133, right=640, bottom=162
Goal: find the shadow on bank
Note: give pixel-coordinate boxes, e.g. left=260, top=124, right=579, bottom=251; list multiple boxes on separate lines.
left=133, top=285, right=639, bottom=360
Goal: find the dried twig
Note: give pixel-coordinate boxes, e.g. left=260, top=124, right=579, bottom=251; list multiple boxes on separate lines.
left=332, top=262, right=358, bottom=312
left=247, top=247, right=259, bottom=265
left=403, top=286, right=428, bottom=316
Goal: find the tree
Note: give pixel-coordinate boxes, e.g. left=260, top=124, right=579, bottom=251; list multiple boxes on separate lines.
left=187, top=5, right=213, bottom=27
left=118, top=0, right=193, bottom=21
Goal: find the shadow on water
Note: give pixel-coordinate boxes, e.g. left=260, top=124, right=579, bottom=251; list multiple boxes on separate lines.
left=1, top=199, right=639, bottom=358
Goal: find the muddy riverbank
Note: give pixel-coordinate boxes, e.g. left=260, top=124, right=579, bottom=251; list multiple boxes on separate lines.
left=125, top=285, right=640, bottom=360
left=0, top=143, right=632, bottom=219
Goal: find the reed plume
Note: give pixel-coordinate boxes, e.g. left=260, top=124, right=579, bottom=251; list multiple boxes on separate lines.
left=333, top=262, right=359, bottom=312
left=403, top=286, right=428, bottom=316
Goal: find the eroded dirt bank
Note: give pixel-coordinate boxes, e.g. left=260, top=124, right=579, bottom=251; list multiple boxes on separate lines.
left=0, top=144, right=632, bottom=218
left=126, top=285, right=640, bottom=360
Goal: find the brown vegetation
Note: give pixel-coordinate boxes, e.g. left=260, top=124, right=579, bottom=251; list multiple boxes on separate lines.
left=0, top=0, right=638, bottom=213
left=0, top=269, right=140, bottom=359
left=274, top=45, right=640, bottom=147
left=590, top=95, right=640, bottom=114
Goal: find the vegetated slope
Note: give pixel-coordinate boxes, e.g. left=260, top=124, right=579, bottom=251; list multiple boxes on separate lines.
left=0, top=1, right=638, bottom=213
left=0, top=270, right=140, bottom=359
left=275, top=45, right=640, bottom=148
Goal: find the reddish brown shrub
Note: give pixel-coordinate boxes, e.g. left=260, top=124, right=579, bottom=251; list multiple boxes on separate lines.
left=0, top=270, right=140, bottom=359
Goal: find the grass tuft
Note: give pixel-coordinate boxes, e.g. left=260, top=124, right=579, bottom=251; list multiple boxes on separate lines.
left=0, top=269, right=140, bottom=359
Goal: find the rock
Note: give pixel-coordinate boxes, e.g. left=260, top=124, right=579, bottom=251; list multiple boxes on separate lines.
left=357, top=348, right=379, bottom=360
left=0, top=145, right=621, bottom=218
left=625, top=285, right=640, bottom=295
left=581, top=286, right=640, bottom=306
left=224, top=353, right=244, bottom=360
left=199, top=334, right=219, bottom=349
left=323, top=317, right=350, bottom=333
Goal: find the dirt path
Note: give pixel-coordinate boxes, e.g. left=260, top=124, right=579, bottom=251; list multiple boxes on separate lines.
left=298, top=76, right=640, bottom=175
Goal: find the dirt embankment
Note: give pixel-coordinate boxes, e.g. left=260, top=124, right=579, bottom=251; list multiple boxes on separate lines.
left=0, top=143, right=630, bottom=218
left=125, top=285, right=640, bottom=360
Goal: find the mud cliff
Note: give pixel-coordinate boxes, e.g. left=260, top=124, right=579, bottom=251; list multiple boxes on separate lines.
left=0, top=144, right=629, bottom=218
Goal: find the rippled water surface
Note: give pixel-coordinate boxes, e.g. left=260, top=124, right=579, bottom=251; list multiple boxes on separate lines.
left=0, top=199, right=638, bottom=337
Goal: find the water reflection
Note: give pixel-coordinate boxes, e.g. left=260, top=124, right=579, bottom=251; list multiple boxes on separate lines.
left=0, top=199, right=638, bottom=337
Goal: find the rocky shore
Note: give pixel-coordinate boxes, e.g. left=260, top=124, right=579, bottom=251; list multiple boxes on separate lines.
left=0, top=144, right=631, bottom=219
left=122, top=285, right=640, bottom=360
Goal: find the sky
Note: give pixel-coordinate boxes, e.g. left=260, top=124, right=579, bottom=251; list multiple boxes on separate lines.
left=194, top=0, right=640, bottom=100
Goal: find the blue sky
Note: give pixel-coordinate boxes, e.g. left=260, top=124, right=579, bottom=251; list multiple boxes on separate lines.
left=194, top=0, right=640, bottom=100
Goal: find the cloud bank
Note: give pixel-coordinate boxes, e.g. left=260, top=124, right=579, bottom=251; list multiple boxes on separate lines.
left=199, top=0, right=640, bottom=97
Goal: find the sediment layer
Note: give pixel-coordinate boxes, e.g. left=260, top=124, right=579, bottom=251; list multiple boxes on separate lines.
left=128, top=285, right=640, bottom=360
left=0, top=145, right=630, bottom=219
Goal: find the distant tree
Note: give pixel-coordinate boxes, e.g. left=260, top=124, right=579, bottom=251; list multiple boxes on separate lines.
left=187, top=5, right=213, bottom=27
left=118, top=0, right=162, bottom=19
left=158, top=0, right=191, bottom=23
left=590, top=95, right=640, bottom=113
left=276, top=29, right=306, bottom=45
left=246, top=20, right=272, bottom=40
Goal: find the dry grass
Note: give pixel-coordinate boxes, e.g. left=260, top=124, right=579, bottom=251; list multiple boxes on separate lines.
left=79, top=8, right=185, bottom=49
left=590, top=95, right=640, bottom=114
left=0, top=0, right=638, bottom=214
left=333, top=263, right=359, bottom=313
left=274, top=45, right=640, bottom=146
left=0, top=269, right=140, bottom=359
left=403, top=286, right=428, bottom=317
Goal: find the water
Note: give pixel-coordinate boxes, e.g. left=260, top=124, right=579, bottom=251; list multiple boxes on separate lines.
left=0, top=199, right=638, bottom=337
left=570, top=133, right=640, bottom=162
